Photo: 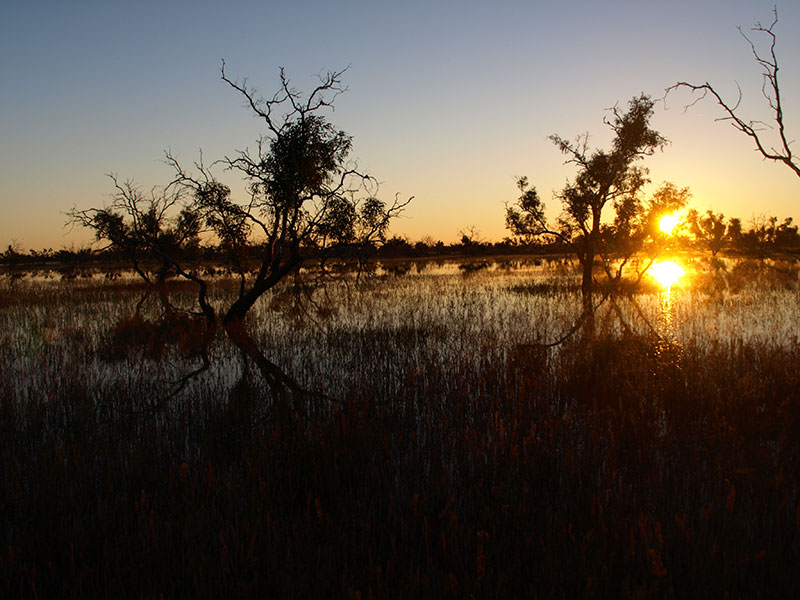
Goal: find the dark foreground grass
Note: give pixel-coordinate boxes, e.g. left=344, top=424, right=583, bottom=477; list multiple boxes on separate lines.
left=2, top=334, right=799, bottom=599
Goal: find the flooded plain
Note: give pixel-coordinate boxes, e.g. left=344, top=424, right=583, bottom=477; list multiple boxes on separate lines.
left=3, top=254, right=799, bottom=404
left=4, top=254, right=800, bottom=598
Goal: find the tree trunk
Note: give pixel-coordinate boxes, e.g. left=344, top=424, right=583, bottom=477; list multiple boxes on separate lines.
left=220, top=254, right=311, bottom=406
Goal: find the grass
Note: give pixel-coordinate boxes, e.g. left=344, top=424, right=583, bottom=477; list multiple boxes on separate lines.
left=1, top=257, right=799, bottom=598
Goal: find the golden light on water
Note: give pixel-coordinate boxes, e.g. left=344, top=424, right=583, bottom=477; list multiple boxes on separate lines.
left=659, top=213, right=680, bottom=235
left=650, top=260, right=685, bottom=288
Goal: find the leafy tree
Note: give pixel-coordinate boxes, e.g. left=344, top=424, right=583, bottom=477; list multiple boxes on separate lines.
left=379, top=235, right=413, bottom=257
left=727, top=217, right=744, bottom=250
left=744, top=215, right=778, bottom=254
left=70, top=175, right=202, bottom=311
left=505, top=177, right=570, bottom=246
left=73, top=63, right=409, bottom=407
left=739, top=215, right=800, bottom=254
left=686, top=209, right=728, bottom=257
left=775, top=217, right=800, bottom=249
left=508, top=94, right=668, bottom=329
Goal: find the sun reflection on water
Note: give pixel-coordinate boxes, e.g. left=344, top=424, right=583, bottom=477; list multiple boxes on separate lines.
left=659, top=285, right=676, bottom=338
left=650, top=260, right=685, bottom=289
left=650, top=260, right=686, bottom=337
left=650, top=259, right=686, bottom=367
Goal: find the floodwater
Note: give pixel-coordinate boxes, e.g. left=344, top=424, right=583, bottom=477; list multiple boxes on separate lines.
left=2, top=254, right=799, bottom=401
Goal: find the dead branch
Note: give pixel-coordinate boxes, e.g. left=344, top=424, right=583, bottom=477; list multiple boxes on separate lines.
left=665, top=8, right=799, bottom=179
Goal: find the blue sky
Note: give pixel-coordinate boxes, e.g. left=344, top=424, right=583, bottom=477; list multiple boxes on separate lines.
left=1, top=0, right=798, bottom=249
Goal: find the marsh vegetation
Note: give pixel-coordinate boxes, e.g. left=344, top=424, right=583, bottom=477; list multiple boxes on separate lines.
left=1, top=254, right=799, bottom=598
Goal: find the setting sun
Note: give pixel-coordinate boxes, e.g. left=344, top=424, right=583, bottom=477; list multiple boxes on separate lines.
left=659, top=213, right=680, bottom=235
left=650, top=260, right=685, bottom=288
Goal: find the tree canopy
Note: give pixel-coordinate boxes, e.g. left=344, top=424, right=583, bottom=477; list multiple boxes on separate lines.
left=507, top=94, right=672, bottom=329
left=70, top=63, right=410, bottom=407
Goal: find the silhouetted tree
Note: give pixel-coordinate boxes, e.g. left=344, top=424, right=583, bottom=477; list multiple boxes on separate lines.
left=458, top=225, right=484, bottom=247
left=380, top=235, right=413, bottom=257
left=667, top=9, right=799, bottom=179
left=727, top=217, right=744, bottom=250
left=687, top=209, right=728, bottom=257
left=68, top=176, right=214, bottom=391
left=505, top=177, right=571, bottom=245
left=741, top=215, right=779, bottom=257
left=600, top=181, right=690, bottom=284
left=69, top=175, right=202, bottom=311
left=73, top=63, right=409, bottom=408
left=737, top=214, right=800, bottom=255
left=775, top=217, right=800, bottom=249
left=1, top=243, right=22, bottom=264
left=509, top=95, right=667, bottom=332
left=1, top=242, right=24, bottom=279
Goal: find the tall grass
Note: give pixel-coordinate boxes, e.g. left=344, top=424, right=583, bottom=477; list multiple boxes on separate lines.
left=1, top=257, right=798, bottom=598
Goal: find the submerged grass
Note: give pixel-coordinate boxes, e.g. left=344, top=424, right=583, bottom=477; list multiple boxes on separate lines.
left=1, top=257, right=799, bottom=598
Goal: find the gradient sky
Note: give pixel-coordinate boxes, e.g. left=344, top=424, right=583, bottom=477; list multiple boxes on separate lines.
left=2, top=0, right=798, bottom=250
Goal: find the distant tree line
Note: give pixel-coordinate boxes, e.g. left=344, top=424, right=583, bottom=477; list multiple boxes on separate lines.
left=4, top=211, right=800, bottom=270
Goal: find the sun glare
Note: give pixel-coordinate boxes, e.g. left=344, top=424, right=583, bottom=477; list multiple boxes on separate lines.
left=650, top=260, right=685, bottom=288
left=659, top=213, right=680, bottom=235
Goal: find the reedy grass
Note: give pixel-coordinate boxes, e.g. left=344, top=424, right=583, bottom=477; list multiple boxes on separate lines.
left=1, top=257, right=798, bottom=598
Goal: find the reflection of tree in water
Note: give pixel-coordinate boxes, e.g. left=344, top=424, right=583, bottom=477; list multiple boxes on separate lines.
left=382, top=262, right=412, bottom=277
left=526, top=276, right=688, bottom=397
left=412, top=261, right=428, bottom=274
left=458, top=261, right=491, bottom=275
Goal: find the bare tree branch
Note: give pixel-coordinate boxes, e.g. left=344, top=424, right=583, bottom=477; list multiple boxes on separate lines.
left=665, top=8, right=799, bottom=179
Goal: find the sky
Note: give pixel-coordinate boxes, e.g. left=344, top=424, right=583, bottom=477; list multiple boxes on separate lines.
left=1, top=0, right=798, bottom=250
